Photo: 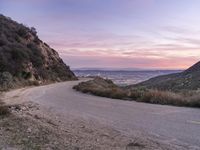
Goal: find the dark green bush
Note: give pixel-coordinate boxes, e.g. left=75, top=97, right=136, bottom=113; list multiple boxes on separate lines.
left=11, top=48, right=29, bottom=61
left=27, top=43, right=44, bottom=67
left=21, top=71, right=32, bottom=79
left=17, top=27, right=28, bottom=38
left=0, top=72, right=13, bottom=90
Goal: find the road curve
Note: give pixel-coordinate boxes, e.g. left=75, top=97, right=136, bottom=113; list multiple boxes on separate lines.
left=4, top=79, right=200, bottom=149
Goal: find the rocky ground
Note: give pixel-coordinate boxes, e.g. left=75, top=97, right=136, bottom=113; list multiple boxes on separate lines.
left=0, top=99, right=182, bottom=150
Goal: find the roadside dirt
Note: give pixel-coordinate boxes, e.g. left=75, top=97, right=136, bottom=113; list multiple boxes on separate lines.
left=0, top=100, right=181, bottom=150
left=0, top=81, right=193, bottom=150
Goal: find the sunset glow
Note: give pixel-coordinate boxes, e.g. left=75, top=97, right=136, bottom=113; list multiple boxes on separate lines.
left=1, top=0, right=200, bottom=69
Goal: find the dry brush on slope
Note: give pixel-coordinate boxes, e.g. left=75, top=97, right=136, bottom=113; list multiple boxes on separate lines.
left=0, top=14, right=77, bottom=91
left=74, top=77, right=200, bottom=108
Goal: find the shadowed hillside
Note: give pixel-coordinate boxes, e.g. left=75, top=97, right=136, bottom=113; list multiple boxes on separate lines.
left=0, top=14, right=76, bottom=90
left=134, top=61, right=200, bottom=91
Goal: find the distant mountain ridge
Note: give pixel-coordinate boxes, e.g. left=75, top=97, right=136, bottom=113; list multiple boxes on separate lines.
left=135, top=61, right=200, bottom=91
left=0, top=14, right=76, bottom=90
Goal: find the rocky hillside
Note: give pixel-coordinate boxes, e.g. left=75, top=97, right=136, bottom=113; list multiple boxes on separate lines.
left=0, top=14, right=76, bottom=90
left=134, top=61, right=200, bottom=91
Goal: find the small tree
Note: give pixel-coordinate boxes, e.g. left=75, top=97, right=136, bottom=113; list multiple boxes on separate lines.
left=30, top=27, right=37, bottom=35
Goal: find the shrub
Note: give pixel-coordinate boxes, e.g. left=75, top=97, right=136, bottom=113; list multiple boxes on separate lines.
left=21, top=71, right=32, bottom=79
left=130, top=89, right=200, bottom=107
left=129, top=88, right=147, bottom=99
left=27, top=43, right=44, bottom=67
left=0, top=105, right=10, bottom=116
left=0, top=52, right=8, bottom=72
left=27, top=80, right=40, bottom=86
left=0, top=100, right=10, bottom=116
left=0, top=72, right=13, bottom=91
left=137, top=90, right=184, bottom=105
left=17, top=27, right=28, bottom=38
left=14, top=35, right=21, bottom=43
left=74, top=78, right=128, bottom=100
left=11, top=47, right=29, bottom=61
left=109, top=88, right=127, bottom=99
left=30, top=27, right=37, bottom=35
left=187, top=93, right=200, bottom=107
left=33, top=37, right=41, bottom=44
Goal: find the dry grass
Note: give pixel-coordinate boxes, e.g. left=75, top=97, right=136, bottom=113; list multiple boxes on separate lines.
left=74, top=78, right=200, bottom=108
left=130, top=89, right=184, bottom=106
left=73, top=77, right=128, bottom=99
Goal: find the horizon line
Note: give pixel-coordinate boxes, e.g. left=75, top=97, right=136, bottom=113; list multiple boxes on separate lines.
left=71, top=67, right=184, bottom=71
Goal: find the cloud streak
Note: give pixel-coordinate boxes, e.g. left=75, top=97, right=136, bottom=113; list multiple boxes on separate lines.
left=1, top=0, right=200, bottom=69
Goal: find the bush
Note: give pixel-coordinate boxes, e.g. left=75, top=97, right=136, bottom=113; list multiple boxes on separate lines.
left=73, top=78, right=128, bottom=99
left=30, top=27, right=37, bottom=35
left=27, top=43, right=44, bottom=67
left=187, top=93, right=200, bottom=107
left=0, top=72, right=13, bottom=91
left=136, top=90, right=184, bottom=105
left=17, top=27, right=28, bottom=38
left=11, top=47, right=29, bottom=61
left=0, top=105, right=10, bottom=116
left=27, top=80, right=40, bottom=86
left=0, top=100, right=10, bottom=116
left=129, top=88, right=147, bottom=99
left=21, top=71, right=32, bottom=79
left=109, top=88, right=127, bottom=99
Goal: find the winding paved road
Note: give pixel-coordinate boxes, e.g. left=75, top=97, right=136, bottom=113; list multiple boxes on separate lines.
left=4, top=79, right=200, bottom=149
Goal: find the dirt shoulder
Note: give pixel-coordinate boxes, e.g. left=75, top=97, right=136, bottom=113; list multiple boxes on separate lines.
left=0, top=102, right=186, bottom=150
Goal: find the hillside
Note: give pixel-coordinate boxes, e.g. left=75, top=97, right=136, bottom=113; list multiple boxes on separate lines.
left=134, top=61, right=200, bottom=91
left=0, top=14, right=76, bottom=90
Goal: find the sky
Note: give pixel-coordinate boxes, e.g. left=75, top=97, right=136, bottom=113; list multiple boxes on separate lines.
left=1, top=0, right=200, bottom=69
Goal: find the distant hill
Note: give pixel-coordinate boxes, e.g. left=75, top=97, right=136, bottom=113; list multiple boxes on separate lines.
left=184, top=61, right=200, bottom=73
left=134, top=61, right=200, bottom=91
left=0, top=14, right=76, bottom=90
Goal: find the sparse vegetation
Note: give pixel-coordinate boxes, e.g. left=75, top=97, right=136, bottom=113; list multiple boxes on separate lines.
left=74, top=77, right=200, bottom=108
left=16, top=26, right=29, bottom=38
left=129, top=89, right=200, bottom=107
left=73, top=77, right=127, bottom=99
left=0, top=14, right=76, bottom=91
left=134, top=61, right=200, bottom=91
left=0, top=94, right=10, bottom=116
left=0, top=72, right=13, bottom=91
left=0, top=105, right=10, bottom=116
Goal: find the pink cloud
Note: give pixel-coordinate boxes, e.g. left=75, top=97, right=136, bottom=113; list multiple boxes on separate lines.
left=59, top=49, right=200, bottom=69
